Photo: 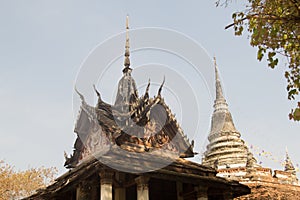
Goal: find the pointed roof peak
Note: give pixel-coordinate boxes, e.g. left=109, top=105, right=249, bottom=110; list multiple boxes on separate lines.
left=212, top=57, right=228, bottom=113
left=123, top=15, right=132, bottom=74
left=126, top=14, right=129, bottom=29
left=285, top=147, right=292, bottom=162
left=214, top=57, right=225, bottom=101
left=213, top=56, right=218, bottom=74
left=157, top=76, right=165, bottom=97
left=213, top=57, right=220, bottom=82
left=74, top=86, right=85, bottom=103
left=284, top=148, right=296, bottom=173
left=145, top=79, right=150, bottom=92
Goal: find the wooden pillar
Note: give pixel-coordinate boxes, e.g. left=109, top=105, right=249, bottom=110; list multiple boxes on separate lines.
left=115, top=188, right=126, bottom=200
left=176, top=182, right=183, bottom=200
left=195, top=186, right=208, bottom=200
left=135, top=176, right=150, bottom=200
left=76, top=180, right=96, bottom=200
left=99, top=170, right=114, bottom=200
left=114, top=172, right=126, bottom=200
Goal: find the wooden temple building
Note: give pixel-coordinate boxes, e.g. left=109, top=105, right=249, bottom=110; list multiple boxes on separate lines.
left=23, top=17, right=250, bottom=200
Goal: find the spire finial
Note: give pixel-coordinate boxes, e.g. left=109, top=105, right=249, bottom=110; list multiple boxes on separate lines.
left=213, top=56, right=217, bottom=69
left=123, top=15, right=131, bottom=73
left=126, top=15, right=129, bottom=29
left=212, top=56, right=229, bottom=112
left=214, top=56, right=225, bottom=100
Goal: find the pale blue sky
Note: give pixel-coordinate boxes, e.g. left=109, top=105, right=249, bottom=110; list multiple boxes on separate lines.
left=0, top=0, right=299, bottom=175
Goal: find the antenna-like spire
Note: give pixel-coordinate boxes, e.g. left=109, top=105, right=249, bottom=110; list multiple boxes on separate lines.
left=123, top=15, right=131, bottom=73
left=213, top=57, right=228, bottom=112
left=214, top=57, right=225, bottom=101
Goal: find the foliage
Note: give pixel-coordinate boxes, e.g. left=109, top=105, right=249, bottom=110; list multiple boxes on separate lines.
left=217, top=0, right=300, bottom=121
left=0, top=160, right=57, bottom=200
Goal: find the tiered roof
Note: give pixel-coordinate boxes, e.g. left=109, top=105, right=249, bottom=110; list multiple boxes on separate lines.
left=64, top=17, right=195, bottom=169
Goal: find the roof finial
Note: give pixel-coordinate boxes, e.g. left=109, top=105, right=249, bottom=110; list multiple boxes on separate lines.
left=123, top=15, right=131, bottom=73
left=93, top=84, right=102, bottom=100
left=74, top=86, right=85, bottom=103
left=145, top=79, right=151, bottom=93
left=157, top=76, right=165, bottom=97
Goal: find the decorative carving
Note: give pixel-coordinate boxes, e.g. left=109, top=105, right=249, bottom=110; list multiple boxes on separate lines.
left=135, top=176, right=150, bottom=190
left=81, top=120, right=110, bottom=159
left=99, top=170, right=114, bottom=185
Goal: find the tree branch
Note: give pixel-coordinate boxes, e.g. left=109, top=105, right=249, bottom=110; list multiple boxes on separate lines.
left=225, top=13, right=300, bottom=30
left=225, top=17, right=248, bottom=29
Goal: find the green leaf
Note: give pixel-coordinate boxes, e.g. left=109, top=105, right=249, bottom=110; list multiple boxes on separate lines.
left=288, top=89, right=298, bottom=99
left=268, top=52, right=276, bottom=59
left=293, top=108, right=300, bottom=121
left=257, top=48, right=264, bottom=61
left=223, top=0, right=300, bottom=121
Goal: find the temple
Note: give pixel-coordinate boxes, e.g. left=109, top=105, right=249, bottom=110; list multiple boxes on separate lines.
left=63, top=16, right=195, bottom=169
left=202, top=58, right=300, bottom=199
left=23, top=17, right=250, bottom=200
left=23, top=16, right=300, bottom=200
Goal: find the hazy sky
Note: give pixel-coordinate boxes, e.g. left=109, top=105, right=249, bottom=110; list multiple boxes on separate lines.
left=0, top=0, right=299, bottom=176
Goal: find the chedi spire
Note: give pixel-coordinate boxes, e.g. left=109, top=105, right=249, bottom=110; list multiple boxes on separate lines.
left=202, top=57, right=250, bottom=169
left=284, top=148, right=296, bottom=175
left=213, top=57, right=228, bottom=112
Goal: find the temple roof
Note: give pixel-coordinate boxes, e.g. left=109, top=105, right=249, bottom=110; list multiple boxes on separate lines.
left=27, top=146, right=250, bottom=199
left=64, top=17, right=195, bottom=169
left=202, top=58, right=258, bottom=169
